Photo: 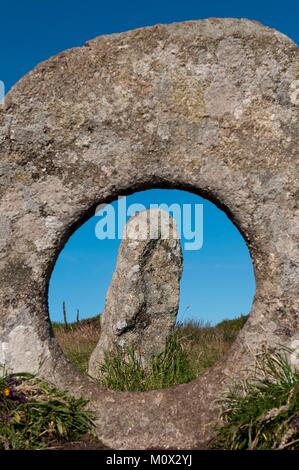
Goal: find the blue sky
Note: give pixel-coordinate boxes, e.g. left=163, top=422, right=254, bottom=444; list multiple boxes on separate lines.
left=1, top=1, right=298, bottom=91
left=2, top=1, right=297, bottom=324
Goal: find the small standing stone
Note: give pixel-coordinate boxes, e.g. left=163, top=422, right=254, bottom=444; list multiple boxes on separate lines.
left=88, top=209, right=182, bottom=379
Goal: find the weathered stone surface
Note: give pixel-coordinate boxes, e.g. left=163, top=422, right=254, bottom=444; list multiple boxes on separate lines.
left=89, top=209, right=182, bottom=378
left=0, top=18, right=298, bottom=449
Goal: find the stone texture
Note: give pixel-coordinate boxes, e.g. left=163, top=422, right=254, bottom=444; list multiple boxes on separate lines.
left=0, top=18, right=298, bottom=449
left=89, top=209, right=182, bottom=378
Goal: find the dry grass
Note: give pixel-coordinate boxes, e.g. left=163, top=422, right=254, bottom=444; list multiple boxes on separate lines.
left=53, top=315, right=247, bottom=380
left=176, top=316, right=247, bottom=377
left=53, top=317, right=101, bottom=373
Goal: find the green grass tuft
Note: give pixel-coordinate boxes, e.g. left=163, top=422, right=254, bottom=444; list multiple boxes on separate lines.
left=213, top=349, right=299, bottom=450
left=100, top=334, right=196, bottom=391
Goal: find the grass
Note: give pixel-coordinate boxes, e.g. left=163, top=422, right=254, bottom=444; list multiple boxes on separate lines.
left=213, top=349, right=299, bottom=450
left=7, top=316, right=298, bottom=450
left=100, top=334, right=196, bottom=391
left=175, top=315, right=248, bottom=377
left=53, top=316, right=101, bottom=373
left=53, top=314, right=248, bottom=390
left=0, top=369, right=95, bottom=450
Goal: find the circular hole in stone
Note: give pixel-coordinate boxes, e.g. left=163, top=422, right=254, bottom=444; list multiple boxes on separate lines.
left=48, top=188, right=255, bottom=390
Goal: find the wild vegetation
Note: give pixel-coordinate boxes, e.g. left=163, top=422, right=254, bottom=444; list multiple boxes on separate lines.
left=53, top=314, right=248, bottom=390
left=3, top=317, right=299, bottom=450
left=53, top=315, right=299, bottom=450
left=100, top=334, right=196, bottom=391
left=213, top=349, right=299, bottom=450
left=0, top=370, right=94, bottom=450
left=53, top=316, right=101, bottom=373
